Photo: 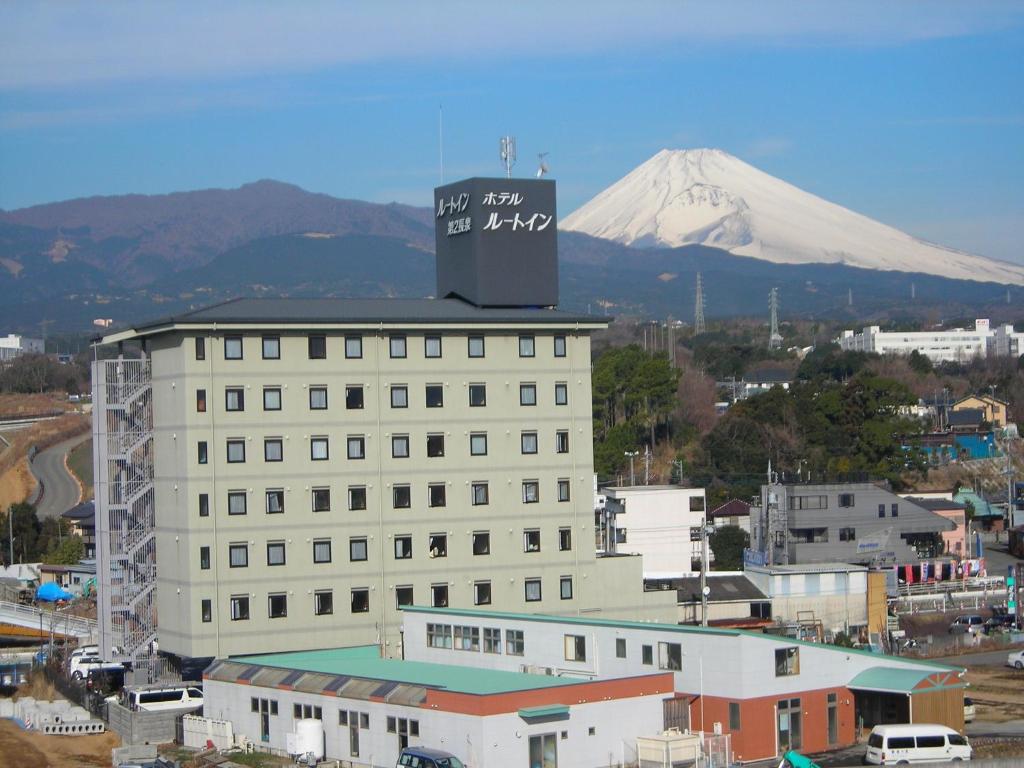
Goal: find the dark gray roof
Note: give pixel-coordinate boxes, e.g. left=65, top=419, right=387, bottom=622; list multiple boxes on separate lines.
left=126, top=297, right=604, bottom=333
left=948, top=408, right=984, bottom=426
left=744, top=368, right=792, bottom=384
left=903, top=497, right=966, bottom=512
left=62, top=500, right=95, bottom=522
left=653, top=574, right=767, bottom=604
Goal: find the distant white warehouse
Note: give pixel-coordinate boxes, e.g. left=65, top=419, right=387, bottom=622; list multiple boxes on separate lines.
left=0, top=334, right=44, bottom=362
left=837, top=319, right=1024, bottom=363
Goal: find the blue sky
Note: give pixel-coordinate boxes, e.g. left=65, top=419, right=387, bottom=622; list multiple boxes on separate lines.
left=1, top=1, right=1023, bottom=264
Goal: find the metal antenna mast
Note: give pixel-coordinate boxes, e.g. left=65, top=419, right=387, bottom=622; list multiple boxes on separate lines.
left=499, top=136, right=517, bottom=178
left=768, top=288, right=782, bottom=350
left=694, top=272, right=706, bottom=335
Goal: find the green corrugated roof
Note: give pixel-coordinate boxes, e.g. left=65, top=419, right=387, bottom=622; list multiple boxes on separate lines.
left=848, top=666, right=965, bottom=694
left=234, top=646, right=589, bottom=696
left=519, top=704, right=569, bottom=719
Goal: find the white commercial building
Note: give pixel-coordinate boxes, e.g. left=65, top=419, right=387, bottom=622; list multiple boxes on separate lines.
left=600, top=486, right=707, bottom=575
left=835, top=319, right=1024, bottom=363
left=0, top=334, right=44, bottom=362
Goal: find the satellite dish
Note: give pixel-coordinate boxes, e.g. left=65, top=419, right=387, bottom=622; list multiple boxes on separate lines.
left=536, top=152, right=550, bottom=178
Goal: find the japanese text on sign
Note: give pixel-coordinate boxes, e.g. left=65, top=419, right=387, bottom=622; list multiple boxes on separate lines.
left=482, top=212, right=553, bottom=232
left=446, top=217, right=471, bottom=237
left=482, top=192, right=524, bottom=206
left=437, top=193, right=470, bottom=218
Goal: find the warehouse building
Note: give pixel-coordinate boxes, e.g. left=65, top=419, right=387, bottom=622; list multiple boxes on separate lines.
left=400, top=606, right=966, bottom=763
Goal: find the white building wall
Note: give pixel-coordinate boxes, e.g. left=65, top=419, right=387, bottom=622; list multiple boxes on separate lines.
left=203, top=676, right=665, bottom=768
left=401, top=609, right=943, bottom=703
left=603, top=487, right=707, bottom=575
left=744, top=568, right=868, bottom=631
left=836, top=321, right=1007, bottom=363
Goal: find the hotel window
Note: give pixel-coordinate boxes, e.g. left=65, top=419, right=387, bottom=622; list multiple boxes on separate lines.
left=347, top=436, right=365, bottom=459
left=262, top=335, right=280, bottom=360
left=392, top=485, right=411, bottom=508
left=470, top=433, right=487, bottom=456
left=522, top=480, right=539, bottom=504
left=311, top=436, right=329, bottom=461
left=839, top=527, right=856, bottom=542
left=424, top=335, right=442, bottom=358
left=312, top=539, right=332, bottom=563
left=195, top=337, right=205, bottom=360
left=309, top=386, right=328, bottom=410
left=199, top=546, right=210, bottom=570
left=521, top=431, right=538, bottom=454
left=471, top=482, right=489, bottom=506
left=392, top=435, right=410, bottom=458
left=690, top=496, right=705, bottom=512
left=344, top=335, right=362, bottom=359
left=520, top=383, right=537, bottom=406
left=425, top=384, right=443, bottom=408
left=196, top=389, right=207, bottom=413
left=519, top=334, right=535, bottom=357
left=560, top=576, right=573, bottom=600
left=467, top=335, right=485, bottom=358
left=389, top=335, right=407, bottom=359
left=227, top=491, right=247, bottom=516
left=523, top=529, right=541, bottom=553
left=225, top=387, right=245, bottom=411
left=615, top=638, right=626, bottom=658
left=199, top=493, right=209, bottom=517
left=506, top=629, right=525, bottom=656
left=224, top=336, right=243, bottom=360
left=553, top=335, right=567, bottom=357
left=658, top=641, right=682, bottom=670
left=642, top=645, right=653, bottom=665
left=555, top=430, right=569, bottom=453
left=345, top=385, right=364, bottom=410
left=349, top=537, right=368, bottom=562
left=483, top=627, right=501, bottom=653
left=838, top=493, right=855, bottom=507
left=263, top=387, right=282, bottom=411
left=472, top=531, right=490, bottom=555
left=395, top=585, right=414, bottom=609
left=266, top=541, right=286, bottom=566
left=426, top=433, right=445, bottom=458
left=264, top=438, right=283, bottom=462
left=266, top=489, right=284, bottom=514
left=524, top=578, right=542, bottom=602
left=428, top=484, right=446, bottom=507
left=201, top=599, right=212, bottom=623
left=469, top=383, right=486, bottom=407
left=564, top=634, right=586, bottom=662
left=230, top=595, right=249, bottom=621
left=394, top=535, right=412, bottom=559
left=312, top=487, right=331, bottom=512
left=454, top=625, right=480, bottom=651
left=891, top=503, right=899, bottom=517
left=308, top=334, right=327, bottom=359
left=229, top=543, right=248, bottom=568
left=350, top=589, right=369, bottom=613
left=557, top=479, right=571, bottom=502
left=198, top=441, right=208, bottom=465
left=878, top=504, right=885, bottom=519
left=555, top=382, right=568, bottom=405
left=348, top=486, right=367, bottom=511
left=729, top=703, right=741, bottom=731
left=314, top=590, right=333, bottom=615
left=390, top=385, right=408, bottom=408
left=428, top=533, right=447, bottom=558
left=431, top=583, right=449, bottom=608
left=226, top=439, right=245, bottom=463
left=775, top=647, right=800, bottom=676
left=559, top=527, right=572, bottom=551
left=427, top=623, right=453, bottom=649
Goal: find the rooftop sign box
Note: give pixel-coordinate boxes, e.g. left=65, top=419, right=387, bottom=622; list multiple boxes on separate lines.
left=434, top=177, right=558, bottom=308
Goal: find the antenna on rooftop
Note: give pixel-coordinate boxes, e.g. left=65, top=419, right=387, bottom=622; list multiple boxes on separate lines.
left=536, top=152, right=549, bottom=178
left=694, top=273, right=706, bottom=335
left=499, top=136, right=517, bottom=178
left=768, top=288, right=782, bottom=350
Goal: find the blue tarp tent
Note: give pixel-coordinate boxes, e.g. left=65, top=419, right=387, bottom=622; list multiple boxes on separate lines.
left=35, top=582, right=73, bottom=602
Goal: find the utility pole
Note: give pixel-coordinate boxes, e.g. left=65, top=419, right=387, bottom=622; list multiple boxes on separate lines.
left=694, top=273, right=706, bottom=335
left=699, top=522, right=714, bottom=627
left=643, top=445, right=651, bottom=485
left=625, top=451, right=638, bottom=487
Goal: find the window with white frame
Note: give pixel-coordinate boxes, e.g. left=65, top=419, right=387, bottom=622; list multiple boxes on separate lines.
left=658, top=641, right=682, bottom=670
left=483, top=627, right=501, bottom=653
left=427, top=623, right=452, bottom=649
left=454, top=625, right=480, bottom=651
left=564, top=634, right=585, bottom=662
left=506, top=629, right=525, bottom=655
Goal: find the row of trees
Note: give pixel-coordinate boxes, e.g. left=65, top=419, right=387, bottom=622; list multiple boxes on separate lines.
left=0, top=353, right=88, bottom=395
left=0, top=503, right=84, bottom=566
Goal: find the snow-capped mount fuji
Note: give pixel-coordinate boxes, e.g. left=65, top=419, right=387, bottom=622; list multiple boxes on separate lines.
left=561, top=148, right=1024, bottom=286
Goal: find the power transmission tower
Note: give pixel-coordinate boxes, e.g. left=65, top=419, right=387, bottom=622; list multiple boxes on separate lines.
left=694, top=273, right=706, bottom=335
left=768, top=288, right=783, bottom=350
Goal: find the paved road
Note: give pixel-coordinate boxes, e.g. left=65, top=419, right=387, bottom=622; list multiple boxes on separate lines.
left=935, top=648, right=1024, bottom=667
left=27, top=433, right=90, bottom=519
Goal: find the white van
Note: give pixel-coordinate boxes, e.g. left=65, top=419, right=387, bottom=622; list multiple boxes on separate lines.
left=125, top=684, right=203, bottom=712
left=865, top=724, right=971, bottom=764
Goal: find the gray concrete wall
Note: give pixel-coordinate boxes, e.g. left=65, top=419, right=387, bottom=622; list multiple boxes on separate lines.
left=106, top=700, right=194, bottom=745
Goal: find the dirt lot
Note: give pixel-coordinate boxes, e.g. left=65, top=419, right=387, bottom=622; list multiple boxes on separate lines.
left=965, top=664, right=1024, bottom=723
left=0, top=717, right=119, bottom=768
